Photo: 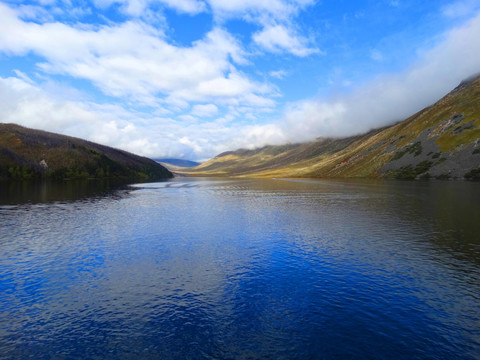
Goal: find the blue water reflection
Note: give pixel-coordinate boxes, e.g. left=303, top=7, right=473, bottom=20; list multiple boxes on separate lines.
left=1, top=178, right=479, bottom=359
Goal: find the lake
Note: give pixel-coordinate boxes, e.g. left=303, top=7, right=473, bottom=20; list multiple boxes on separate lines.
left=1, top=178, right=479, bottom=359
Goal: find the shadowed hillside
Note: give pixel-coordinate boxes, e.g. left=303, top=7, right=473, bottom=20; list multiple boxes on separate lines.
left=0, top=124, right=173, bottom=181
left=184, top=74, right=480, bottom=180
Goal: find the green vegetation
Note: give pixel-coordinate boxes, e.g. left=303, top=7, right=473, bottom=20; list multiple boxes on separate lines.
left=7, top=165, right=37, bottom=180
left=389, top=161, right=433, bottom=180
left=464, top=167, right=480, bottom=180
left=437, top=126, right=480, bottom=152
left=0, top=124, right=173, bottom=182
left=391, top=142, right=423, bottom=161
left=436, top=173, right=451, bottom=180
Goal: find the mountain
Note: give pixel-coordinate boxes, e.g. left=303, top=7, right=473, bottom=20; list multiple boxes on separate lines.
left=0, top=124, right=173, bottom=181
left=155, top=158, right=200, bottom=168
left=184, top=74, right=480, bottom=180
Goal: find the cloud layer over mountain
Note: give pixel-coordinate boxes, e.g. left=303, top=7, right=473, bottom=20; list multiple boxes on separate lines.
left=1, top=1, right=479, bottom=160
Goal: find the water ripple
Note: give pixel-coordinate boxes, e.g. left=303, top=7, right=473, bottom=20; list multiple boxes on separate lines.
left=1, top=178, right=480, bottom=359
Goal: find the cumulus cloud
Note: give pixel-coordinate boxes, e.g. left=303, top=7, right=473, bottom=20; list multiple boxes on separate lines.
left=15, top=4, right=55, bottom=22
left=94, top=0, right=206, bottom=15
left=154, top=0, right=206, bottom=14
left=93, top=0, right=316, bottom=22
left=2, top=2, right=480, bottom=162
left=0, top=3, right=273, bottom=109
left=2, top=1, right=480, bottom=162
left=0, top=74, right=270, bottom=160
left=65, top=0, right=320, bottom=58
left=207, top=0, right=314, bottom=21
left=0, top=75, right=154, bottom=153
left=253, top=24, right=319, bottom=56
left=207, top=0, right=319, bottom=57
left=191, top=104, right=219, bottom=117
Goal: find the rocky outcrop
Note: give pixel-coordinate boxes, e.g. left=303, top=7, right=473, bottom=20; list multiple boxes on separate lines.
left=380, top=113, right=480, bottom=179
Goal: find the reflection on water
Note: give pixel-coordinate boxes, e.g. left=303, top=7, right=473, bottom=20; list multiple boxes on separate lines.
left=0, top=179, right=131, bottom=204
left=0, top=178, right=479, bottom=359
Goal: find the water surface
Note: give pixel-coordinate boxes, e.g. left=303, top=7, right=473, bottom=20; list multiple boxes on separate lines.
left=1, top=178, right=479, bottom=359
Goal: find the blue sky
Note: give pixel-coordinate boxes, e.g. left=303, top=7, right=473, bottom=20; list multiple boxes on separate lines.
left=1, top=0, right=480, bottom=160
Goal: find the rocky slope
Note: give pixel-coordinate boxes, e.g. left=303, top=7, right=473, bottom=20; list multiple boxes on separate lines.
left=0, top=124, right=173, bottom=181
left=185, top=74, right=480, bottom=180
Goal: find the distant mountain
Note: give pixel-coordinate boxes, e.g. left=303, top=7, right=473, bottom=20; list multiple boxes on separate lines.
left=155, top=158, right=200, bottom=168
left=184, top=74, right=480, bottom=180
left=0, top=124, right=173, bottom=181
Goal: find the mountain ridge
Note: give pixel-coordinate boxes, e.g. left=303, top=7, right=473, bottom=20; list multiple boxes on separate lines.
left=183, top=74, right=480, bottom=180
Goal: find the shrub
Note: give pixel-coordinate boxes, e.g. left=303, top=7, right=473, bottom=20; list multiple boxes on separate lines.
left=465, top=167, right=480, bottom=181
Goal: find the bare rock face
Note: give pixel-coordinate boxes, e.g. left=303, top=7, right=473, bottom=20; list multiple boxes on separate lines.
left=379, top=113, right=480, bottom=180
left=39, top=159, right=48, bottom=169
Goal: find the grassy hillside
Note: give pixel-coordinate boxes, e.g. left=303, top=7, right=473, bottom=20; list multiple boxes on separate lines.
left=0, top=124, right=173, bottom=181
left=184, top=74, right=480, bottom=180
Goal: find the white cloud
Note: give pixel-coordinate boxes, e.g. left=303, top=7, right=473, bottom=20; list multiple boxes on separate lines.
left=0, top=76, right=143, bottom=149
left=178, top=114, right=198, bottom=122
left=0, top=3, right=273, bottom=110
left=11, top=1, right=93, bottom=21
left=270, top=70, right=288, bottom=79
left=67, top=0, right=320, bottom=60
left=206, top=0, right=314, bottom=21
left=15, top=4, right=55, bottom=22
left=191, top=104, right=219, bottom=117
left=178, top=136, right=204, bottom=154
left=94, top=0, right=206, bottom=15
left=242, top=11, right=480, bottom=145
left=3, top=2, right=480, bottom=163
left=89, top=0, right=321, bottom=65
left=95, top=0, right=315, bottom=19
left=237, top=124, right=288, bottom=149
left=253, top=24, right=319, bottom=56
left=0, top=74, right=272, bottom=160
left=160, top=0, right=206, bottom=14
left=207, top=0, right=319, bottom=58
left=3, top=1, right=479, bottom=162
left=281, top=101, right=347, bottom=141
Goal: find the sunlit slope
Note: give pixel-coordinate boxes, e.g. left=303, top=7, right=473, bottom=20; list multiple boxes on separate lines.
left=0, top=124, right=173, bottom=181
left=185, top=75, right=480, bottom=180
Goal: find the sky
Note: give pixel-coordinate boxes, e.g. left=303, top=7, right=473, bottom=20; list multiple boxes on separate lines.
left=1, top=0, right=480, bottom=161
